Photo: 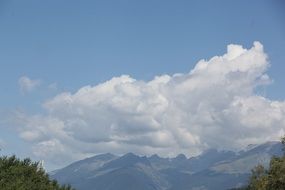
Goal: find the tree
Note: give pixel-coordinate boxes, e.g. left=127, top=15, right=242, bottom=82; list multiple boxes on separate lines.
left=0, top=155, right=75, bottom=190
left=233, top=137, right=285, bottom=190
left=247, top=165, right=268, bottom=190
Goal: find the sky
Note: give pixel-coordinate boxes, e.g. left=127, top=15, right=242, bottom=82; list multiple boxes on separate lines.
left=0, top=0, right=285, bottom=171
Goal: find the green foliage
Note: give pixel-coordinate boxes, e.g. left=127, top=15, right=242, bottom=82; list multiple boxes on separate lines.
left=0, top=155, right=75, bottom=190
left=247, top=165, right=268, bottom=190
left=234, top=137, right=285, bottom=190
left=266, top=156, right=285, bottom=189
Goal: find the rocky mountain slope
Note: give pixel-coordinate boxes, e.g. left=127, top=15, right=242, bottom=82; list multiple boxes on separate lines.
left=51, top=141, right=283, bottom=190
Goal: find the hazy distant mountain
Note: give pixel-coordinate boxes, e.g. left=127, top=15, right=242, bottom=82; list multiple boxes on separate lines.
left=51, top=141, right=283, bottom=190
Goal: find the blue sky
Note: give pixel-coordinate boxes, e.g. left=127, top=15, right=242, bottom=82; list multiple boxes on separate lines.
left=0, top=0, right=285, bottom=170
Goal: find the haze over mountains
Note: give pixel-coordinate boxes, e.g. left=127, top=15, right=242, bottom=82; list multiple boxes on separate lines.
left=51, top=141, right=283, bottom=190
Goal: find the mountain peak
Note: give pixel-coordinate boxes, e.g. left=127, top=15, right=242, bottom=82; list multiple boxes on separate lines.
left=102, top=152, right=151, bottom=169
left=149, top=154, right=160, bottom=159
left=176, top=153, right=187, bottom=159
left=173, top=154, right=187, bottom=161
left=122, top=152, right=137, bottom=158
left=92, top=153, right=116, bottom=160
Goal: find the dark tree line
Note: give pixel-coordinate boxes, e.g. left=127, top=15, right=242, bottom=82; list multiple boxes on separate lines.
left=0, top=155, right=75, bottom=190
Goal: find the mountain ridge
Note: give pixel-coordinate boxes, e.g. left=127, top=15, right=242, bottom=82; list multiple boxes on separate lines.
left=51, top=141, right=282, bottom=190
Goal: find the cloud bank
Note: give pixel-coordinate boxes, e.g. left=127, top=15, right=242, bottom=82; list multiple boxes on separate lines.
left=15, top=42, right=285, bottom=165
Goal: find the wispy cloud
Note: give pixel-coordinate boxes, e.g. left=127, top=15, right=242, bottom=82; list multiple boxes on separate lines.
left=18, top=76, right=41, bottom=94
left=48, top=83, right=58, bottom=91
left=0, top=139, right=5, bottom=150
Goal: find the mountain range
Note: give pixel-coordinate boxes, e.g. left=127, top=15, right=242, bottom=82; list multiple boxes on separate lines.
left=51, top=141, right=283, bottom=190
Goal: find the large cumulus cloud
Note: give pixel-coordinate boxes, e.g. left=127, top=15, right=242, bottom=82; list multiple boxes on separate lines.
left=16, top=42, right=285, bottom=165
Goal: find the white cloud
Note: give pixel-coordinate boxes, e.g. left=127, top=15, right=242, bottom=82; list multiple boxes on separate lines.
left=48, top=83, right=58, bottom=91
left=18, top=76, right=41, bottom=93
left=14, top=42, right=285, bottom=166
